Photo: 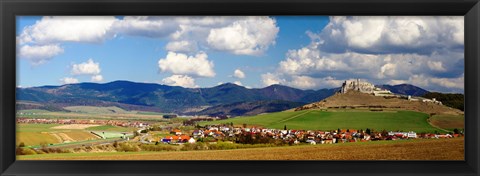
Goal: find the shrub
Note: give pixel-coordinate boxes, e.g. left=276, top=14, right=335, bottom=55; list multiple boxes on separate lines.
left=116, top=142, right=140, bottom=152
left=16, top=147, right=37, bottom=155
left=140, top=144, right=176, bottom=151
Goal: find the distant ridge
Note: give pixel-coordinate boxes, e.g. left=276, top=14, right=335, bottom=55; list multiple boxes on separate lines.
left=17, top=80, right=440, bottom=115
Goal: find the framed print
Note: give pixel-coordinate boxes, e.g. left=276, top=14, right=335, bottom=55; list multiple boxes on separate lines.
left=1, top=0, right=479, bottom=175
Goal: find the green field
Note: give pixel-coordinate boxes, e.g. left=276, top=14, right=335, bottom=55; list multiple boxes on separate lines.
left=200, top=110, right=442, bottom=133
left=64, top=106, right=133, bottom=114
left=16, top=124, right=62, bottom=132
left=86, top=125, right=136, bottom=132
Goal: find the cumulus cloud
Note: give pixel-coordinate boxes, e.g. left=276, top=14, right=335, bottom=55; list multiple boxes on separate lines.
left=162, top=75, right=198, bottom=88
left=17, top=16, right=116, bottom=65
left=111, top=16, right=179, bottom=38
left=165, top=40, right=198, bottom=53
left=233, top=69, right=246, bottom=79
left=19, top=16, right=117, bottom=45
left=427, top=61, right=447, bottom=72
left=266, top=16, right=464, bottom=92
left=18, top=16, right=280, bottom=65
left=158, top=52, right=215, bottom=78
left=430, top=74, right=464, bottom=90
left=261, top=73, right=284, bottom=86
left=317, top=16, right=464, bottom=54
left=206, top=17, right=279, bottom=55
left=91, top=75, right=104, bottom=82
left=71, top=59, right=101, bottom=75
left=60, top=77, right=79, bottom=84
left=261, top=72, right=343, bottom=90
left=233, top=81, right=243, bottom=86
left=18, top=44, right=64, bottom=65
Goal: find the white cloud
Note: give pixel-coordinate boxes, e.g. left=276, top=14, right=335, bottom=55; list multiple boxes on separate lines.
left=427, top=61, right=447, bottom=72
left=18, top=44, right=64, bottom=65
left=266, top=17, right=464, bottom=92
left=165, top=40, right=198, bottom=53
left=158, top=52, right=215, bottom=77
left=206, top=17, right=279, bottom=55
left=91, top=75, right=104, bottom=82
left=60, top=77, right=79, bottom=84
left=19, top=16, right=117, bottom=45
left=261, top=73, right=284, bottom=86
left=162, top=75, right=198, bottom=88
left=430, top=74, right=464, bottom=90
left=233, top=69, right=246, bottom=79
left=387, top=79, right=408, bottom=85
left=111, top=16, right=179, bottom=38
left=71, top=59, right=101, bottom=75
left=18, top=16, right=281, bottom=65
left=233, top=81, right=243, bottom=86
left=261, top=72, right=343, bottom=90
left=318, top=16, right=464, bottom=54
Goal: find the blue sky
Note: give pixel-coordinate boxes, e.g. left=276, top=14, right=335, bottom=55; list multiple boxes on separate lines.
left=16, top=16, right=464, bottom=93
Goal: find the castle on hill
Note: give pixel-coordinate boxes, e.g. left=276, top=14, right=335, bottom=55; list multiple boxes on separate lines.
left=340, top=79, right=394, bottom=97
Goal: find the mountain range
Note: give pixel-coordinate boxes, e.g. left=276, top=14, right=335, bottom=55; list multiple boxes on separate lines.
left=16, top=80, right=430, bottom=116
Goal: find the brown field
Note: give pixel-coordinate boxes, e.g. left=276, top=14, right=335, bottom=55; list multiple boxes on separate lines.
left=430, top=114, right=464, bottom=129
left=51, top=124, right=100, bottom=130
left=18, top=138, right=463, bottom=160
left=16, top=132, right=60, bottom=146
left=62, top=131, right=99, bottom=141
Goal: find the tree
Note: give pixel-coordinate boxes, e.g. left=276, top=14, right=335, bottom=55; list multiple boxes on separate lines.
left=18, top=142, right=25, bottom=148
left=366, top=128, right=371, bottom=135
left=243, top=123, right=247, bottom=128
left=284, top=125, right=287, bottom=130
left=453, top=128, right=459, bottom=134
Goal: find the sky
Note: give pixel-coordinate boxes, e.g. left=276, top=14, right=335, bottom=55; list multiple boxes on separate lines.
left=16, top=16, right=464, bottom=93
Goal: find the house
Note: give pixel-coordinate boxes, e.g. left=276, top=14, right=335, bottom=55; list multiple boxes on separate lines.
left=188, top=138, right=196, bottom=144
left=171, top=129, right=182, bottom=135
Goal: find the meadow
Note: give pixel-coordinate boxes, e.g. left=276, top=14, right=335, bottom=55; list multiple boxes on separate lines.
left=17, top=138, right=464, bottom=160
left=200, top=110, right=442, bottom=133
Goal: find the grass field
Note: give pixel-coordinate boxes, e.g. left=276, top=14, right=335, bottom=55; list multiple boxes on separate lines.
left=200, top=110, right=441, bottom=133
left=64, top=106, right=133, bottom=114
left=17, top=138, right=464, bottom=160
left=86, top=125, right=136, bottom=132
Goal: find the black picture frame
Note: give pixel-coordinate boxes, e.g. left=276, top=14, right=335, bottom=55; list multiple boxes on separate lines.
left=1, top=0, right=479, bottom=175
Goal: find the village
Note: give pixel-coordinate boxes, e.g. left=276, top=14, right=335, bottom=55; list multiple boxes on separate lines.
left=156, top=124, right=462, bottom=146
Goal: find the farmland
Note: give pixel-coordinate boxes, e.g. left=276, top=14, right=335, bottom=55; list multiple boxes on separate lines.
left=16, top=123, right=133, bottom=147
left=429, top=114, right=464, bottom=130
left=18, top=137, right=464, bottom=160
left=200, top=110, right=443, bottom=133
left=17, top=108, right=168, bottom=121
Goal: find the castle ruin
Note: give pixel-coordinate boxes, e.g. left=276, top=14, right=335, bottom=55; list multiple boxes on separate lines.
left=340, top=79, right=395, bottom=97
left=340, top=79, right=375, bottom=94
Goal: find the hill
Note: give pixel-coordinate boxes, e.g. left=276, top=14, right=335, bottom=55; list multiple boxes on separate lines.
left=377, top=84, right=429, bottom=96
left=422, top=92, right=464, bottom=111
left=16, top=81, right=336, bottom=114
left=16, top=80, right=437, bottom=115
left=295, top=91, right=463, bottom=116
left=193, top=100, right=305, bottom=117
